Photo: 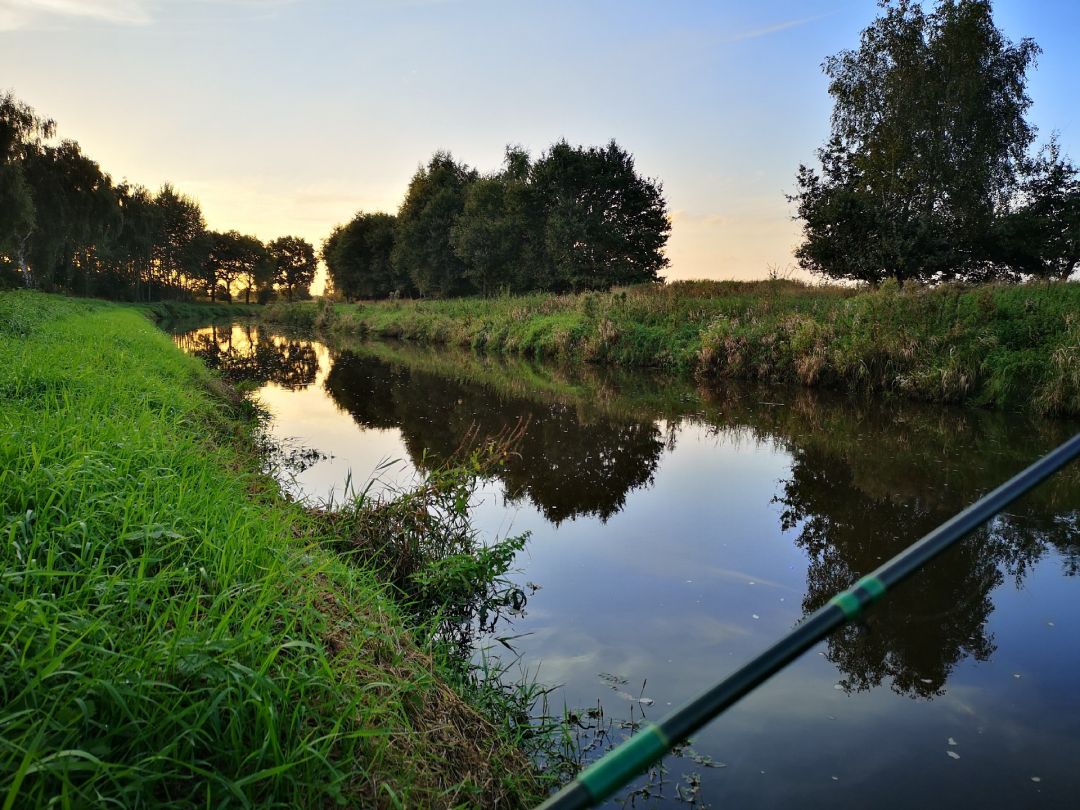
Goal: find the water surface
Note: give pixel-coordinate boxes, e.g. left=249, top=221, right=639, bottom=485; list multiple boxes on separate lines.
left=175, top=323, right=1080, bottom=808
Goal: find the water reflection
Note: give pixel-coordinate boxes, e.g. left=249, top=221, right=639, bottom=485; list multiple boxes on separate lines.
left=324, top=352, right=667, bottom=523
left=175, top=324, right=319, bottom=390
left=172, top=325, right=1080, bottom=806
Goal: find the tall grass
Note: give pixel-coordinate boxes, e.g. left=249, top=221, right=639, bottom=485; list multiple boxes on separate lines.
left=264, top=279, right=1080, bottom=415
left=0, top=291, right=544, bottom=807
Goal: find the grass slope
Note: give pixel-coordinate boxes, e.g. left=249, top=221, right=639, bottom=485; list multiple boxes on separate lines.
left=265, top=279, right=1080, bottom=415
left=0, top=292, right=537, bottom=808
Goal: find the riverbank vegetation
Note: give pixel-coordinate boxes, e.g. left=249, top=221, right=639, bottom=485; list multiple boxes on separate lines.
left=265, top=278, right=1080, bottom=415
left=0, top=291, right=554, bottom=807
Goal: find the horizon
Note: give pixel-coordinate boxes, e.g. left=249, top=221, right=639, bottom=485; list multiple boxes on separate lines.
left=3, top=0, right=1078, bottom=293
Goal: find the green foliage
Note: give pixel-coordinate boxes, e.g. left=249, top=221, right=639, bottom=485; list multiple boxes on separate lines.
left=331, top=140, right=671, bottom=301
left=792, top=0, right=1078, bottom=283
left=323, top=212, right=403, bottom=300
left=0, top=292, right=547, bottom=807
left=392, top=152, right=479, bottom=298
left=451, top=146, right=548, bottom=295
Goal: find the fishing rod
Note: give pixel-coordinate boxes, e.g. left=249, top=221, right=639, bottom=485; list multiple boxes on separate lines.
left=538, top=432, right=1080, bottom=810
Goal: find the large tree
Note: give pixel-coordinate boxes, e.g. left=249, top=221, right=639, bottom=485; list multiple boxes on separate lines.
left=392, top=152, right=478, bottom=298
left=323, top=212, right=401, bottom=300
left=791, top=0, right=1046, bottom=284
left=531, top=140, right=669, bottom=291
left=269, top=235, right=317, bottom=301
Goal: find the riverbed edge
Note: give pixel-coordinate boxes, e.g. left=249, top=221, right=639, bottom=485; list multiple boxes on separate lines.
left=263, top=279, right=1080, bottom=417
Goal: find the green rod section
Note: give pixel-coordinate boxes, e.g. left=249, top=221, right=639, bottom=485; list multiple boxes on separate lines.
left=538, top=432, right=1080, bottom=810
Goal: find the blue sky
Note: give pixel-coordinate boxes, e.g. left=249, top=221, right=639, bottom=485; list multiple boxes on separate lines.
left=2, top=0, right=1078, bottom=286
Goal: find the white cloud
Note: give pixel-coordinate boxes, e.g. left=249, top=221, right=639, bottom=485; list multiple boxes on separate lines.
left=0, top=0, right=152, bottom=29
left=0, top=0, right=297, bottom=30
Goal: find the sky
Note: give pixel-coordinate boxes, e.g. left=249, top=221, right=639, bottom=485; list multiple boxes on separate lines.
left=2, top=0, right=1079, bottom=291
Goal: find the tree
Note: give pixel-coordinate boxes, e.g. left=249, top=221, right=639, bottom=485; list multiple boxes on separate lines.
left=152, top=184, right=206, bottom=298
left=22, top=139, right=118, bottom=294
left=450, top=146, right=547, bottom=295
left=323, top=212, right=401, bottom=300
left=531, top=140, right=669, bottom=291
left=0, top=93, right=53, bottom=286
left=392, top=152, right=478, bottom=297
left=269, top=235, right=317, bottom=301
left=106, top=182, right=160, bottom=299
left=791, top=0, right=1043, bottom=284
left=991, top=141, right=1080, bottom=280
left=201, top=230, right=268, bottom=302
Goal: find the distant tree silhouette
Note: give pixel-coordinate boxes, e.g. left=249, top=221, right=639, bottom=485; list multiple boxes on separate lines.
left=269, top=236, right=317, bottom=301
left=329, top=140, right=670, bottom=299
left=0, top=92, right=317, bottom=300
left=201, top=230, right=269, bottom=303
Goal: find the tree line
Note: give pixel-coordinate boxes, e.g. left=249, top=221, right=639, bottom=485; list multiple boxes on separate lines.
left=0, top=92, right=316, bottom=302
left=323, top=141, right=670, bottom=300
left=791, top=0, right=1080, bottom=285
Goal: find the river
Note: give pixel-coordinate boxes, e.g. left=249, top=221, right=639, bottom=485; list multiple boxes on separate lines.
left=173, top=321, right=1080, bottom=808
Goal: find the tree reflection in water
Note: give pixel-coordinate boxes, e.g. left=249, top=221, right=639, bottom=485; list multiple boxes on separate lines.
left=324, top=351, right=666, bottom=523
left=758, top=393, right=1080, bottom=698
left=174, top=327, right=1080, bottom=702
left=174, top=324, right=318, bottom=389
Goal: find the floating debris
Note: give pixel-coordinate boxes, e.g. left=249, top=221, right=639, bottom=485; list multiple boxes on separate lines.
left=615, top=690, right=654, bottom=706
left=948, top=737, right=958, bottom=746
left=1013, top=673, right=1022, bottom=679
left=946, top=751, right=961, bottom=760
left=833, top=684, right=844, bottom=690
left=752, top=614, right=760, bottom=620
left=687, top=749, right=726, bottom=769
left=831, top=776, right=839, bottom=781
left=1031, top=776, right=1042, bottom=783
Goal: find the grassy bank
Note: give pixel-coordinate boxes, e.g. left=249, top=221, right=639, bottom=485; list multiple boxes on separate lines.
left=265, top=279, right=1080, bottom=415
left=0, top=292, right=545, bottom=807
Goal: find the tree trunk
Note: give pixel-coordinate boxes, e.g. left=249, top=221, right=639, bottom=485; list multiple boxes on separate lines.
left=17, top=234, right=31, bottom=288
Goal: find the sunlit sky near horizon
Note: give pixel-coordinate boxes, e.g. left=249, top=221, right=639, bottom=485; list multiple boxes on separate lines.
left=2, top=0, right=1078, bottom=291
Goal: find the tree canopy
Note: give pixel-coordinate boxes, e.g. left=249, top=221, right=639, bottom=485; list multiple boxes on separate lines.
left=327, top=140, right=669, bottom=300
left=791, top=0, right=1079, bottom=284
left=269, top=236, right=317, bottom=301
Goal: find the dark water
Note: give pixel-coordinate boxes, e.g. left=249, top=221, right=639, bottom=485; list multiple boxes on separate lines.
left=174, top=323, right=1080, bottom=808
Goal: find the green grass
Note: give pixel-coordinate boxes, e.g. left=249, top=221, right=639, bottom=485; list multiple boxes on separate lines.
left=264, top=278, right=1080, bottom=415
left=0, top=291, right=544, bottom=808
